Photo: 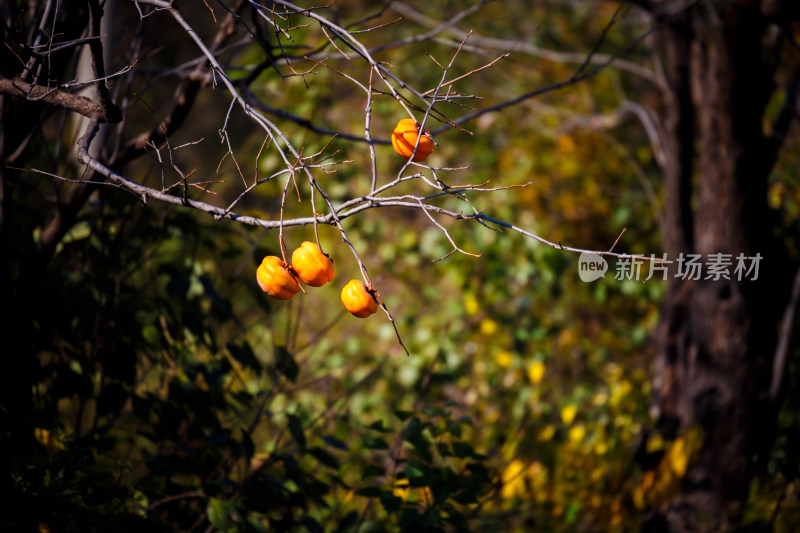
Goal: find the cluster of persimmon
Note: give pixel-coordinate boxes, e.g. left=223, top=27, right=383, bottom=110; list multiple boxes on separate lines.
left=256, top=242, right=378, bottom=318
left=256, top=118, right=432, bottom=317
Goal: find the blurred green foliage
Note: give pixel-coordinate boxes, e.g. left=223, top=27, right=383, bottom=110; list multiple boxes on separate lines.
left=5, top=1, right=800, bottom=532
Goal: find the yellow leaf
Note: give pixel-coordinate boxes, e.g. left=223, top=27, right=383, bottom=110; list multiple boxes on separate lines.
left=393, top=479, right=411, bottom=500
left=537, top=424, right=556, bottom=442
left=501, top=459, right=527, bottom=499
left=568, top=424, right=586, bottom=444
left=527, top=361, right=546, bottom=385
left=34, top=428, right=51, bottom=447
left=464, top=294, right=479, bottom=316
left=495, top=350, right=514, bottom=369
left=561, top=404, right=578, bottom=425
left=609, top=380, right=632, bottom=408
left=594, top=441, right=608, bottom=456
left=667, top=437, right=688, bottom=477
left=480, top=318, right=498, bottom=336
left=646, top=434, right=665, bottom=454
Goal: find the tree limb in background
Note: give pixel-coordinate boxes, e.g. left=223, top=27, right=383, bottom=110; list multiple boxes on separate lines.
left=0, top=76, right=120, bottom=122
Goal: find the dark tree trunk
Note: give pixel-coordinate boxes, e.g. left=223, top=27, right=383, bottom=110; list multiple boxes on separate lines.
left=1, top=4, right=91, bottom=531
left=649, top=0, right=799, bottom=531
left=650, top=0, right=794, bottom=531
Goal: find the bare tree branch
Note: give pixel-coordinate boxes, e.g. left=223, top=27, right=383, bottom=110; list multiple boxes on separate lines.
left=0, top=76, right=121, bottom=122
left=115, top=0, right=247, bottom=167
left=427, top=0, right=700, bottom=135
left=390, top=2, right=657, bottom=82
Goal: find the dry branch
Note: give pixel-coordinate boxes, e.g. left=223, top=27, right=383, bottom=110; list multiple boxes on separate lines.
left=0, top=76, right=121, bottom=122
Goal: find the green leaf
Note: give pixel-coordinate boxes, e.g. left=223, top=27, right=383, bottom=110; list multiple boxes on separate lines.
left=287, top=414, right=307, bottom=449
left=403, top=418, right=423, bottom=440
left=364, top=435, right=390, bottom=450
left=565, top=500, right=582, bottom=524
left=394, top=409, right=414, bottom=421
left=357, top=520, right=388, bottom=533
left=62, top=220, right=92, bottom=243
left=302, top=516, right=324, bottom=533
left=404, top=463, right=425, bottom=480
left=452, top=441, right=475, bottom=459
left=207, top=498, right=234, bottom=531
left=322, top=435, right=349, bottom=450
left=380, top=491, right=403, bottom=513
left=436, top=442, right=453, bottom=457
left=458, top=415, right=475, bottom=427
left=420, top=508, right=440, bottom=529
left=334, top=511, right=359, bottom=533
left=447, top=420, right=463, bottom=438
left=408, top=440, right=433, bottom=463
left=399, top=508, right=421, bottom=531
left=308, top=446, right=339, bottom=469
left=275, top=346, right=299, bottom=382
left=367, top=420, right=392, bottom=433
left=227, top=341, right=261, bottom=372
left=355, top=487, right=382, bottom=498
left=362, top=465, right=385, bottom=478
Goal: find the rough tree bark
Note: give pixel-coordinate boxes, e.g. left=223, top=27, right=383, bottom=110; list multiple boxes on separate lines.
left=645, top=0, right=800, bottom=530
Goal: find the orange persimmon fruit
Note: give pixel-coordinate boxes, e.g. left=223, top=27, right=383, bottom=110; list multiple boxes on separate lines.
left=341, top=279, right=378, bottom=318
left=256, top=255, right=301, bottom=300
left=291, top=241, right=335, bottom=287
left=391, top=118, right=434, bottom=162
